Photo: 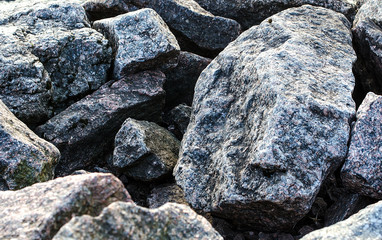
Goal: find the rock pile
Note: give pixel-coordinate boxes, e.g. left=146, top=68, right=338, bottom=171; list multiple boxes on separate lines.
left=1, top=0, right=382, bottom=239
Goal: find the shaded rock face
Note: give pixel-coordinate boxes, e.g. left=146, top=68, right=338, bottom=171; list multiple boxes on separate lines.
left=53, top=202, right=223, bottom=240
left=93, top=8, right=180, bottom=80
left=0, top=100, right=60, bottom=190
left=0, top=173, right=131, bottom=240
left=113, top=118, right=180, bottom=181
left=82, top=0, right=130, bottom=21
left=352, top=0, right=382, bottom=95
left=341, top=92, right=382, bottom=199
left=166, top=104, right=192, bottom=139
left=132, top=0, right=241, bottom=50
left=301, top=200, right=382, bottom=240
left=147, top=183, right=188, bottom=208
left=174, top=5, right=356, bottom=231
left=36, top=71, right=166, bottom=177
left=194, top=0, right=356, bottom=29
left=0, top=1, right=112, bottom=125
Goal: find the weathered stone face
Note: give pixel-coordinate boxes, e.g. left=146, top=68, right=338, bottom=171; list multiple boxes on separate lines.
left=174, top=5, right=356, bottom=231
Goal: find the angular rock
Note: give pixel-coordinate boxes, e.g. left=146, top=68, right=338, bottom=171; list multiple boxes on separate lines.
left=195, top=0, right=357, bottom=29
left=132, top=0, right=241, bottom=50
left=113, top=118, right=180, bottom=181
left=341, top=92, right=382, bottom=199
left=163, top=51, right=211, bottom=110
left=36, top=71, right=166, bottom=177
left=82, top=0, right=130, bottom=21
left=301, top=200, right=382, bottom=240
left=352, top=0, right=382, bottom=94
left=0, top=173, right=131, bottom=240
left=93, top=9, right=180, bottom=80
left=0, top=100, right=60, bottom=190
left=147, top=183, right=188, bottom=208
left=174, top=5, right=356, bottom=231
left=166, top=104, right=192, bottom=139
left=53, top=202, right=223, bottom=240
left=0, top=1, right=111, bottom=125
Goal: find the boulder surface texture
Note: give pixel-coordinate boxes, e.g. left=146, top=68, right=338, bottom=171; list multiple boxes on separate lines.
left=53, top=202, right=223, bottom=240
left=174, top=5, right=356, bottom=231
left=0, top=173, right=131, bottom=240
left=0, top=100, right=60, bottom=190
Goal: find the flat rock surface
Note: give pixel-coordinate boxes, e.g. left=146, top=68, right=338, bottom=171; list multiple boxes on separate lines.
left=53, top=202, right=223, bottom=240
left=93, top=8, right=179, bottom=80
left=36, top=71, right=166, bottom=176
left=302, top=200, right=382, bottom=240
left=0, top=100, right=60, bottom=190
left=341, top=92, right=382, bottom=199
left=175, top=5, right=356, bottom=231
left=0, top=173, right=131, bottom=240
left=147, top=183, right=188, bottom=208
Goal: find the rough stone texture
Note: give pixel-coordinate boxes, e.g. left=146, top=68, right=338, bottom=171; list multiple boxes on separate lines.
left=0, top=1, right=112, bottom=125
left=0, top=173, right=131, bottom=240
left=36, top=71, right=166, bottom=177
left=132, top=0, right=241, bottom=50
left=352, top=0, right=382, bottom=95
left=147, top=183, right=188, bottom=208
left=341, top=92, right=382, bottom=199
left=174, top=5, right=356, bottom=231
left=163, top=51, right=211, bottom=110
left=301, top=200, right=382, bottom=240
left=0, top=100, right=60, bottom=190
left=166, top=104, right=192, bottom=139
left=93, top=9, right=180, bottom=80
left=53, top=202, right=223, bottom=240
left=194, top=0, right=357, bottom=29
left=82, top=0, right=130, bottom=21
left=113, top=118, right=180, bottom=181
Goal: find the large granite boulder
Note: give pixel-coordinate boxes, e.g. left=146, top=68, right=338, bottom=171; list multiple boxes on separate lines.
left=0, top=1, right=111, bottom=125
left=113, top=118, right=180, bottom=181
left=352, top=0, right=382, bottom=94
left=53, top=202, right=223, bottom=240
left=341, top=92, right=382, bottom=199
left=174, top=5, right=356, bottom=231
left=194, top=0, right=356, bottom=29
left=132, top=0, right=241, bottom=50
left=36, top=71, right=166, bottom=177
left=93, top=9, right=180, bottom=80
left=0, top=100, right=60, bottom=190
left=0, top=173, right=131, bottom=240
left=301, top=200, right=382, bottom=240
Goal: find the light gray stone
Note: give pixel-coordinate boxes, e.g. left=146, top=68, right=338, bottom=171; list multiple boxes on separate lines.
left=174, top=5, right=356, bottom=231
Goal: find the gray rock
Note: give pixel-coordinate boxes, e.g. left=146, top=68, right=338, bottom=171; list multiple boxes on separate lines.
left=93, top=9, right=180, bottom=80
left=0, top=173, right=131, bottom=240
left=113, top=118, right=180, bottom=181
left=53, top=202, right=223, bottom=240
left=132, top=0, right=241, bottom=50
left=147, top=183, right=188, bottom=208
left=341, top=92, right=382, bottom=199
left=174, top=5, right=356, bottom=231
left=163, top=51, right=211, bottom=110
left=82, top=0, right=130, bottom=21
left=195, top=0, right=357, bottom=29
left=167, top=104, right=192, bottom=138
left=301, top=200, right=382, bottom=240
left=0, top=100, right=60, bottom=190
left=36, top=71, right=166, bottom=177
left=352, top=0, right=382, bottom=94
left=0, top=1, right=112, bottom=125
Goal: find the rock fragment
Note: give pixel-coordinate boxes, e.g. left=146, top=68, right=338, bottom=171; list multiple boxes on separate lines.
left=147, top=183, right=188, bottom=208
left=166, top=104, right=192, bottom=139
left=174, top=5, right=356, bottom=231
left=0, top=173, right=131, bottom=240
left=53, top=202, right=223, bottom=240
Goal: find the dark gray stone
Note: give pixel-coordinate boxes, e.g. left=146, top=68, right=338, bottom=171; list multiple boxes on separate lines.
left=0, top=100, right=60, bottom=190
left=53, top=202, right=223, bottom=240
left=93, top=9, right=180, bottom=80
left=0, top=173, right=131, bottom=240
left=113, top=118, right=180, bottom=181
left=132, top=0, right=241, bottom=50
left=166, top=104, right=192, bottom=138
left=82, top=0, right=130, bottom=21
left=36, top=71, right=166, bottom=177
left=147, top=183, right=188, bottom=208
left=194, top=0, right=357, bottom=29
left=302, top=200, right=382, bottom=240
left=341, top=92, right=382, bottom=199
left=174, top=5, right=356, bottom=231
